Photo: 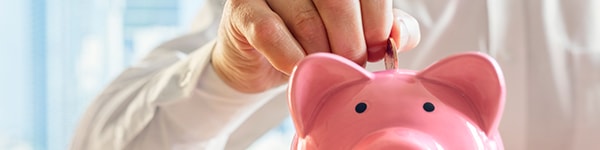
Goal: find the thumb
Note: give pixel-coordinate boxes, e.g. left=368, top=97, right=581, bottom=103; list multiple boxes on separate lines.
left=390, top=9, right=421, bottom=52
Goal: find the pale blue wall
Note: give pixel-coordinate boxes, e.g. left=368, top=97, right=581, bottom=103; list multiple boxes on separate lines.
left=0, top=0, right=201, bottom=149
left=0, top=0, right=37, bottom=149
left=0, top=0, right=295, bottom=149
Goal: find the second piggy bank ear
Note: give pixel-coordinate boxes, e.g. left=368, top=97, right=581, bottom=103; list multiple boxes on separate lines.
left=288, top=53, right=373, bottom=137
left=417, top=52, right=506, bottom=135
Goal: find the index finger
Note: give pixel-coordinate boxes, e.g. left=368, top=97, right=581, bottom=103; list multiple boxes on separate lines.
left=313, top=0, right=367, bottom=65
left=231, top=0, right=306, bottom=74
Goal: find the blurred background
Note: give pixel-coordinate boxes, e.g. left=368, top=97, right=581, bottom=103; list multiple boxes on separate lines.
left=2, top=0, right=600, bottom=149
left=0, top=0, right=293, bottom=149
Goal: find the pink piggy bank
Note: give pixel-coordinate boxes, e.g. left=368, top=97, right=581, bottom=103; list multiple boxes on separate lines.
left=288, top=52, right=505, bottom=150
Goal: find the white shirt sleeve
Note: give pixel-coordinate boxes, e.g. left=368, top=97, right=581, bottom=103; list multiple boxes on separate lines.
left=71, top=39, right=287, bottom=150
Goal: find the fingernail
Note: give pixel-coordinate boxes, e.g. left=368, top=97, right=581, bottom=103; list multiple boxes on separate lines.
left=394, top=9, right=421, bottom=51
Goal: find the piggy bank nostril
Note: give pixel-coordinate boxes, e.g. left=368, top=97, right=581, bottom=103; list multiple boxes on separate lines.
left=423, top=102, right=435, bottom=112
left=355, top=102, right=367, bottom=113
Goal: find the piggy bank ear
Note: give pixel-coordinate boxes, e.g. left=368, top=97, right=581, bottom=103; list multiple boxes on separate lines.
left=288, top=53, right=373, bottom=137
left=417, top=52, right=506, bottom=134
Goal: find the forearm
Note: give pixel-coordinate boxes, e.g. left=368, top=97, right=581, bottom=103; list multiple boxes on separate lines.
left=122, top=40, right=287, bottom=149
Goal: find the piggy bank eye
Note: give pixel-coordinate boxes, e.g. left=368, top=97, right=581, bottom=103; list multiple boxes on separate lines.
left=355, top=102, right=367, bottom=114
left=423, top=102, right=435, bottom=112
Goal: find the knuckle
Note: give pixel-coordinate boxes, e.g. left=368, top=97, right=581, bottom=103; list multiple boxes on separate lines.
left=249, top=16, right=284, bottom=44
left=314, top=0, right=356, bottom=11
left=292, top=10, right=324, bottom=42
left=227, top=0, right=244, bottom=10
left=228, top=2, right=252, bottom=29
left=293, top=9, right=321, bottom=28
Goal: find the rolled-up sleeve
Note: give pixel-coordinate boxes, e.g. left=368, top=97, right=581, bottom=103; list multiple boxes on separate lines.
left=71, top=39, right=286, bottom=150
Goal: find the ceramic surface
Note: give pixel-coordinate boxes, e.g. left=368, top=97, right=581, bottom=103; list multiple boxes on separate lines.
left=288, top=52, right=506, bottom=150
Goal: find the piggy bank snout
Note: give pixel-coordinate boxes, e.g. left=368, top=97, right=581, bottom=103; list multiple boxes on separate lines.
left=353, top=127, right=440, bottom=150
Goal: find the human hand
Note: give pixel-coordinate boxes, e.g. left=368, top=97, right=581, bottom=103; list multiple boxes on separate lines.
left=211, top=0, right=420, bottom=93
